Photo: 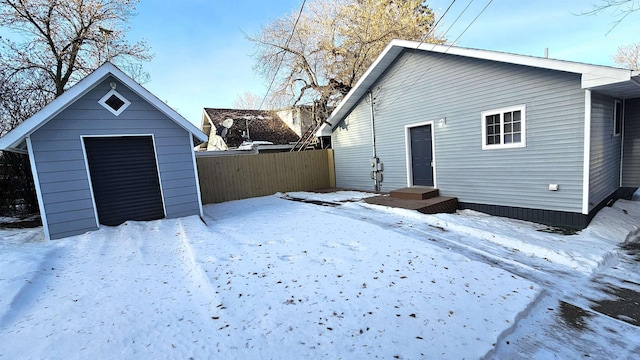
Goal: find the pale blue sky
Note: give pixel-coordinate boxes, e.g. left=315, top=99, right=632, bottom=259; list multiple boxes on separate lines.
left=127, top=0, right=638, bottom=126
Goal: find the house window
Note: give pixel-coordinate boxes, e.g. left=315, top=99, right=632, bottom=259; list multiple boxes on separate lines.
left=614, top=99, right=623, bottom=136
left=481, top=105, right=526, bottom=150
left=99, top=89, right=131, bottom=116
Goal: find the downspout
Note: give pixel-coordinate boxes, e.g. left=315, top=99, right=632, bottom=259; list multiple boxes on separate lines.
left=369, top=90, right=380, bottom=192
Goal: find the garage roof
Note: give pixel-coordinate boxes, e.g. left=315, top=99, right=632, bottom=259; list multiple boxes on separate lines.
left=0, top=62, right=208, bottom=153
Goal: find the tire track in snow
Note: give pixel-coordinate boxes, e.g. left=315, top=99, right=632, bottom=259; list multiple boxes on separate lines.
left=326, top=199, right=640, bottom=358
left=0, top=217, right=222, bottom=359
left=0, top=244, right=67, bottom=330
left=173, top=218, right=223, bottom=316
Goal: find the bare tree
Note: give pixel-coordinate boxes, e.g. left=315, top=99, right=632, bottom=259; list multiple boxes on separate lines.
left=249, top=0, right=442, bottom=122
left=581, top=0, right=640, bottom=32
left=0, top=0, right=152, bottom=99
left=0, top=66, right=44, bottom=215
left=233, top=91, right=263, bottom=109
left=0, top=0, right=151, bottom=216
left=613, top=42, right=640, bottom=69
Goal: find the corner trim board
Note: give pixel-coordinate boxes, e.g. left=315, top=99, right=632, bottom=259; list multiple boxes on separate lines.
left=189, top=134, right=204, bottom=217
left=582, top=90, right=591, bottom=215
left=26, top=136, right=50, bottom=241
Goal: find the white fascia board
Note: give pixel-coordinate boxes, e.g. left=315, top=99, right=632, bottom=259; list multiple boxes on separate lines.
left=323, top=41, right=405, bottom=133
left=411, top=41, right=633, bottom=90
left=0, top=67, right=110, bottom=151
left=317, top=123, right=332, bottom=137
left=411, top=40, right=631, bottom=79
left=104, top=63, right=208, bottom=144
left=582, top=70, right=632, bottom=89
left=0, top=62, right=208, bottom=152
left=321, top=39, right=635, bottom=136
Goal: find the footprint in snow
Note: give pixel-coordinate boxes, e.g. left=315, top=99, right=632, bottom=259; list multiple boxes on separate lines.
left=346, top=241, right=367, bottom=251
left=279, top=255, right=296, bottom=262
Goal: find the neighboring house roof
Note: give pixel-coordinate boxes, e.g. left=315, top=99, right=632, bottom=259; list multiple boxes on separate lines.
left=0, top=62, right=208, bottom=153
left=319, top=39, right=640, bottom=136
left=202, top=108, right=300, bottom=148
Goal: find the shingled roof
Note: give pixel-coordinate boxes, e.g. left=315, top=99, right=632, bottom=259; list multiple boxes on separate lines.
left=203, top=108, right=300, bottom=148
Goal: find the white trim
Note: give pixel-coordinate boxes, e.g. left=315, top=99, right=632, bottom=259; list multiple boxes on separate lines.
left=98, top=89, right=131, bottom=116
left=80, top=134, right=167, bottom=226
left=199, top=109, right=215, bottom=150
left=404, top=120, right=436, bottom=187
left=149, top=135, right=168, bottom=217
left=481, top=104, right=526, bottom=150
left=582, top=90, right=592, bottom=215
left=0, top=62, right=207, bottom=152
left=79, top=136, right=101, bottom=229
left=26, top=136, right=50, bottom=241
left=189, top=134, right=204, bottom=217
left=620, top=99, right=626, bottom=187
left=319, top=39, right=636, bottom=136
left=613, top=98, right=623, bottom=137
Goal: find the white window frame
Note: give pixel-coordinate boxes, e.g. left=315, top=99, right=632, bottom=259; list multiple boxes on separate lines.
left=481, top=104, right=526, bottom=150
left=614, top=99, right=623, bottom=137
left=98, top=89, right=131, bottom=116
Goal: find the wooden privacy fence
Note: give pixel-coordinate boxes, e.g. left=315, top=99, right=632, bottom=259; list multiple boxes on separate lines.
left=196, top=149, right=336, bottom=204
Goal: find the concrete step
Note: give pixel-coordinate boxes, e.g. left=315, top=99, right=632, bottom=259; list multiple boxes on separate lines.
left=389, top=186, right=439, bottom=200
left=364, top=195, right=458, bottom=214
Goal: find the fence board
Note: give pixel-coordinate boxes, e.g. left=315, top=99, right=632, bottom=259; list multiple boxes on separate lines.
left=196, top=149, right=335, bottom=204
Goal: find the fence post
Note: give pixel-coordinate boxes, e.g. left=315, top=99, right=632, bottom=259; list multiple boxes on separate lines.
left=327, top=149, right=336, bottom=188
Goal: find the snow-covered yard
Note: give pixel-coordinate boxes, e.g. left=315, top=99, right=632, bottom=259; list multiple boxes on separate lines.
left=1, top=191, right=640, bottom=359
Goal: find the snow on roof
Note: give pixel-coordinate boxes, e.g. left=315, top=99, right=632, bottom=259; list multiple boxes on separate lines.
left=203, top=108, right=299, bottom=148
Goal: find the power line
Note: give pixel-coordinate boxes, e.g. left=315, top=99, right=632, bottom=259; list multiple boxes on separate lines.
left=416, top=0, right=458, bottom=49
left=258, top=0, right=306, bottom=111
left=378, top=0, right=494, bottom=110
left=449, top=0, right=494, bottom=46
left=441, top=0, right=476, bottom=38
left=374, top=0, right=461, bottom=95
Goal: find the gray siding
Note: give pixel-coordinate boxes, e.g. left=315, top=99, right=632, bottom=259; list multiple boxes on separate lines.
left=622, top=98, right=640, bottom=186
left=333, top=50, right=586, bottom=213
left=589, top=92, right=622, bottom=211
left=30, top=77, right=201, bottom=239
left=332, top=99, right=376, bottom=191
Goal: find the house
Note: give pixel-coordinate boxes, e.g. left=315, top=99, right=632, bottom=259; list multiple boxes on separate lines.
left=199, top=108, right=299, bottom=151
left=0, top=62, right=207, bottom=240
left=275, top=106, right=316, bottom=137
left=318, top=39, right=640, bottom=229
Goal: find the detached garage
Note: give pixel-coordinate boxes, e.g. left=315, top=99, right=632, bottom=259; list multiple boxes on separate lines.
left=0, top=62, right=208, bottom=240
